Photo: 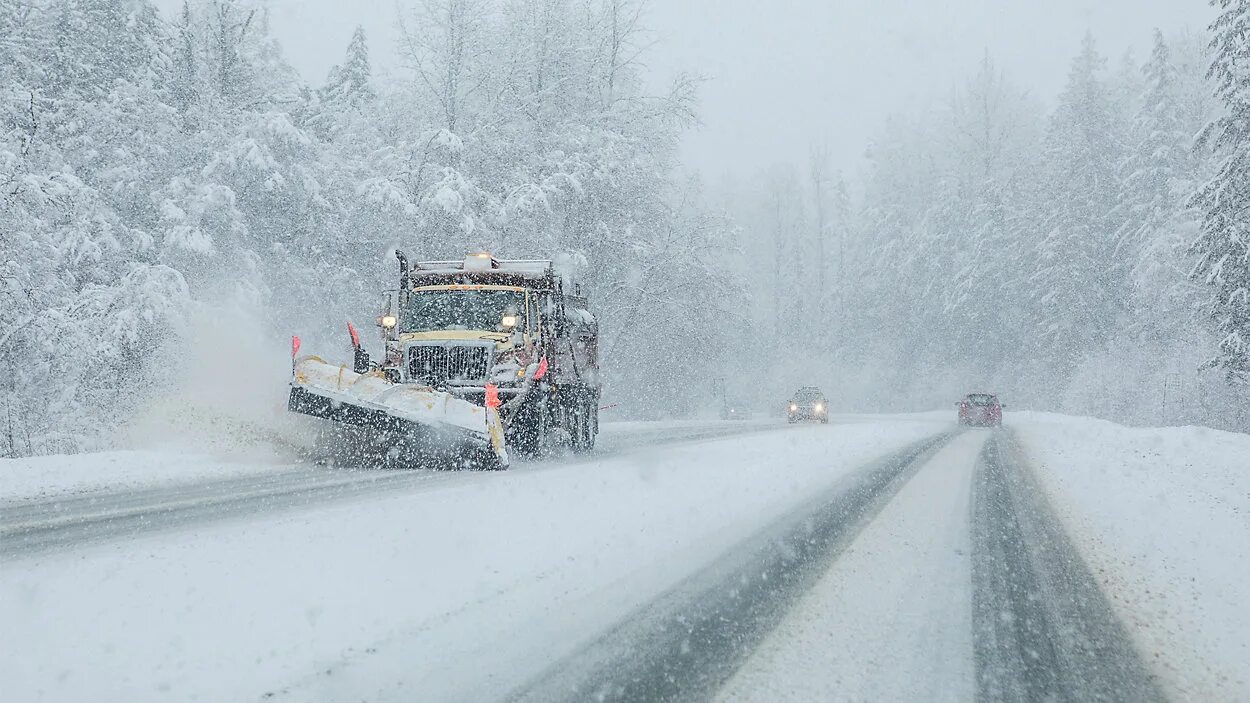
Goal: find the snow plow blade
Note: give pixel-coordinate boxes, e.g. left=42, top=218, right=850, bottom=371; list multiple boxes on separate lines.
left=288, top=356, right=508, bottom=470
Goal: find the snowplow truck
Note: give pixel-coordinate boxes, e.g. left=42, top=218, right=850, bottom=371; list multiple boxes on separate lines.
left=288, top=252, right=600, bottom=468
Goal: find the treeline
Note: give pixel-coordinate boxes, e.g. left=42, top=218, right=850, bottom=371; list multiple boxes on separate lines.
left=0, top=0, right=738, bottom=455
left=735, top=17, right=1248, bottom=428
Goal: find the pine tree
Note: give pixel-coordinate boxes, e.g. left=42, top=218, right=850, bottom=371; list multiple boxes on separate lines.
left=1190, top=0, right=1250, bottom=382
left=310, top=25, right=374, bottom=140
left=1113, top=30, right=1200, bottom=340
left=1121, top=31, right=1188, bottom=246
left=937, top=53, right=1038, bottom=365
left=1030, top=33, right=1126, bottom=369
left=321, top=25, right=374, bottom=110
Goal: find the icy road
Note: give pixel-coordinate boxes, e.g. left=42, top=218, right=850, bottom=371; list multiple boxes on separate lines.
left=2, top=415, right=1248, bottom=702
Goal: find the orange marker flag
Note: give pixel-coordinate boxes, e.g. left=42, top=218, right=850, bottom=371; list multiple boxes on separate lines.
left=534, top=357, right=549, bottom=380
left=485, top=383, right=501, bottom=409
left=346, top=320, right=361, bottom=349
left=291, top=335, right=301, bottom=358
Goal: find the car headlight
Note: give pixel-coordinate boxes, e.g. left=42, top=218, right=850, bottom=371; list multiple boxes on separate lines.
left=789, top=403, right=797, bottom=411
left=814, top=403, right=824, bottom=412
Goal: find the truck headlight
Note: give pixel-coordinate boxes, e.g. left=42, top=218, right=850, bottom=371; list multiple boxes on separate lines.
left=815, top=403, right=824, bottom=412
left=380, top=315, right=397, bottom=329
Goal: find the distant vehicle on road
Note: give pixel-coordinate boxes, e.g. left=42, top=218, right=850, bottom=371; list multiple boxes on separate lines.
left=957, top=393, right=1003, bottom=427
left=787, top=387, right=828, bottom=424
left=721, top=402, right=753, bottom=420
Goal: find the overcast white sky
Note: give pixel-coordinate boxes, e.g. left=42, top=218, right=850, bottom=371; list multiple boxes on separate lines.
left=166, top=0, right=1215, bottom=180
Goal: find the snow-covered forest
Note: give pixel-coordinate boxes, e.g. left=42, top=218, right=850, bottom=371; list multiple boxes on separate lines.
left=1, top=0, right=738, bottom=454
left=2, top=0, right=1249, bottom=455
left=730, top=19, right=1249, bottom=430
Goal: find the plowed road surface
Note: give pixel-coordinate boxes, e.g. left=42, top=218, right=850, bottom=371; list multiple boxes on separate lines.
left=0, top=417, right=1171, bottom=702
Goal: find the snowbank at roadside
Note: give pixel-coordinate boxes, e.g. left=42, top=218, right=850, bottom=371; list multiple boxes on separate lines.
left=1013, top=412, right=1250, bottom=701
left=0, top=449, right=303, bottom=504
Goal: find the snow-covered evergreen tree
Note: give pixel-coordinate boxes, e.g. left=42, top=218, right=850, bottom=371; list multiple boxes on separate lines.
left=1120, top=31, right=1189, bottom=256
left=319, top=25, right=374, bottom=116
left=728, top=26, right=1238, bottom=425
left=0, top=0, right=742, bottom=451
left=1191, top=0, right=1250, bottom=382
left=1029, top=34, right=1126, bottom=370
left=1112, top=30, right=1207, bottom=346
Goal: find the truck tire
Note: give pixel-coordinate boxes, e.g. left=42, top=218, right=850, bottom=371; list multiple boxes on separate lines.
left=572, top=400, right=596, bottom=453
left=508, top=397, right=547, bottom=458
left=583, top=404, right=598, bottom=451
left=570, top=410, right=587, bottom=453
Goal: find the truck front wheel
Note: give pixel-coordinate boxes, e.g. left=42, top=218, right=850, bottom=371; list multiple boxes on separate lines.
left=508, top=399, right=546, bottom=458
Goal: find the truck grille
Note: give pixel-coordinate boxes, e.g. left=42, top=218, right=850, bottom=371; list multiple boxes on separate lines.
left=408, top=345, right=491, bottom=384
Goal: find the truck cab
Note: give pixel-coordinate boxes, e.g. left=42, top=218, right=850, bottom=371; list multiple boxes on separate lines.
left=372, top=252, right=600, bottom=455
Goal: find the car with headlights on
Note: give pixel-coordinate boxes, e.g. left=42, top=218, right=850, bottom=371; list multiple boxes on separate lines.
left=787, top=387, right=828, bottom=424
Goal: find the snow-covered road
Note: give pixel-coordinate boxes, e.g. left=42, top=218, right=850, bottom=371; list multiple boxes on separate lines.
left=0, top=419, right=787, bottom=557
left=719, top=431, right=983, bottom=702
left=2, top=417, right=943, bottom=701
left=3, top=413, right=1247, bottom=702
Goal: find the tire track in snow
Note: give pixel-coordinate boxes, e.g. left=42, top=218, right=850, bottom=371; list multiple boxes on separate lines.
left=506, top=431, right=956, bottom=703
left=970, top=430, right=1166, bottom=703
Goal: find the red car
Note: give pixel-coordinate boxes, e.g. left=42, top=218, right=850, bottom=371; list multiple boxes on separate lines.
left=957, top=393, right=1003, bottom=427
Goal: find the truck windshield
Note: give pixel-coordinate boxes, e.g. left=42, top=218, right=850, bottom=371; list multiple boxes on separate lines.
left=403, top=289, right=525, bottom=333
